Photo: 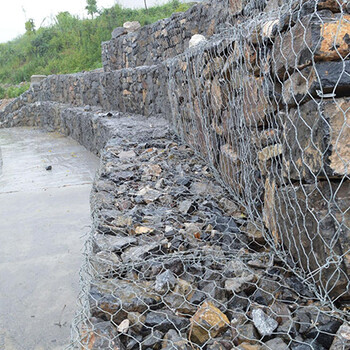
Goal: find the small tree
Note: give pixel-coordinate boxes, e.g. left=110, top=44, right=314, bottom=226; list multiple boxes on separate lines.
left=85, top=0, right=98, bottom=19
left=144, top=0, right=148, bottom=11
left=25, top=19, right=35, bottom=35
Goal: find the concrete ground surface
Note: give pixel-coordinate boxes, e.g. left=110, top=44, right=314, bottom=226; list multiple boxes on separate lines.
left=0, top=128, right=99, bottom=350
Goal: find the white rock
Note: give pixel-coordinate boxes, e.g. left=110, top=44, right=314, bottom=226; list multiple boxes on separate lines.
left=189, top=34, right=207, bottom=48
left=30, top=75, right=47, bottom=86
left=117, top=319, right=130, bottom=333
left=262, top=19, right=279, bottom=39
left=123, top=21, right=141, bottom=32
left=252, top=308, right=278, bottom=336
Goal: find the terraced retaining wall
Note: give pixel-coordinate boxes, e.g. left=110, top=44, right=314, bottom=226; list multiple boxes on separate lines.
left=1, top=0, right=350, bottom=300
left=102, top=0, right=241, bottom=71
left=1, top=0, right=350, bottom=348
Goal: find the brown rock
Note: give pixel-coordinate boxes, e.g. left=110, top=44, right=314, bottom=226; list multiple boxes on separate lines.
left=143, top=164, right=162, bottom=177
left=112, top=215, right=132, bottom=227
left=127, top=312, right=146, bottom=332
left=244, top=222, right=266, bottom=244
left=273, top=14, right=350, bottom=78
left=263, top=177, right=279, bottom=245
left=283, top=98, right=350, bottom=180
left=219, top=143, right=241, bottom=190
left=91, top=251, right=121, bottom=275
left=241, top=76, right=271, bottom=127
left=258, top=143, right=283, bottom=177
left=190, top=301, right=230, bottom=344
left=258, top=144, right=282, bottom=162
left=238, top=343, right=261, bottom=350
left=229, top=0, right=243, bottom=15
left=317, top=0, right=347, bottom=11
left=122, top=89, right=132, bottom=96
left=134, top=226, right=154, bottom=235
left=211, top=76, right=223, bottom=113
left=233, top=323, right=259, bottom=345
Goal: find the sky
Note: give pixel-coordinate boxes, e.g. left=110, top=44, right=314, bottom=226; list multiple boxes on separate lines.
left=0, top=0, right=169, bottom=43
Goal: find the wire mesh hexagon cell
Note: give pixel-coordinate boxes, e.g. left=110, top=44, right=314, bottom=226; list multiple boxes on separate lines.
left=70, top=0, right=350, bottom=349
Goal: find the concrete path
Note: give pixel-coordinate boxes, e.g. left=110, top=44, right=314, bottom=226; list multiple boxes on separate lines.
left=0, top=128, right=99, bottom=350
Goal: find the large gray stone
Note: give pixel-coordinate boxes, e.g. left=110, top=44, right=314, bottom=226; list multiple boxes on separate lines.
left=273, top=181, right=350, bottom=297
left=283, top=98, right=350, bottom=180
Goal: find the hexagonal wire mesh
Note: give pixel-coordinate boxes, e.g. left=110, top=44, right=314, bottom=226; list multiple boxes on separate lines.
left=70, top=0, right=350, bottom=349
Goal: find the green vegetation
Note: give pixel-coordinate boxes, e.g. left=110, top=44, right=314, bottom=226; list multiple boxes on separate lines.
left=0, top=83, right=30, bottom=99
left=0, top=0, right=193, bottom=95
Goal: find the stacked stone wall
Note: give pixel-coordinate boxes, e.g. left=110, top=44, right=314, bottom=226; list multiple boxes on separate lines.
left=101, top=0, right=268, bottom=71
left=1, top=0, right=350, bottom=307
left=167, top=0, right=350, bottom=298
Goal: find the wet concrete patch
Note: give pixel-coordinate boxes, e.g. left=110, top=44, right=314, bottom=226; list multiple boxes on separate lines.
left=0, top=127, right=99, bottom=349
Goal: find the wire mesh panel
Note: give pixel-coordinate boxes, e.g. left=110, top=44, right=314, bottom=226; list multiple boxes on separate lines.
left=70, top=0, right=350, bottom=349
left=168, top=0, right=350, bottom=303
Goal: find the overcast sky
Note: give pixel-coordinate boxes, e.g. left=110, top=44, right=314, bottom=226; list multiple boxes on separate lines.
left=0, top=0, right=170, bottom=43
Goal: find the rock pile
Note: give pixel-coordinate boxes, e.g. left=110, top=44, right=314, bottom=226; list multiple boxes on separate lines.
left=83, top=135, right=348, bottom=349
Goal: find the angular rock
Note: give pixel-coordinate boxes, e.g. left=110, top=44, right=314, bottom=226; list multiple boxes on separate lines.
left=305, top=320, right=342, bottom=349
left=81, top=319, right=125, bottom=350
left=113, top=215, right=133, bottom=227
left=118, top=149, right=136, bottom=159
left=190, top=301, right=229, bottom=345
left=162, top=329, right=191, bottom=350
left=143, top=164, right=162, bottom=177
left=89, top=280, right=160, bottom=323
left=225, top=275, right=257, bottom=293
left=283, top=98, right=350, bottom=180
left=93, top=234, right=137, bottom=253
left=163, top=292, right=197, bottom=316
left=91, top=250, right=121, bottom=275
left=263, top=177, right=279, bottom=245
left=282, top=61, right=350, bottom=106
left=275, top=181, right=350, bottom=297
left=261, top=338, right=288, bottom=349
left=232, top=323, right=259, bottom=345
left=258, top=144, right=282, bottom=163
left=111, top=27, right=127, bottom=39
left=237, top=343, right=260, bottom=350
left=219, top=143, right=240, bottom=189
left=123, top=21, right=141, bottom=32
left=240, top=76, right=272, bottom=126
left=179, top=201, right=196, bottom=215
left=243, top=222, right=266, bottom=244
left=121, top=242, right=160, bottom=262
left=154, top=270, right=176, bottom=294
left=127, top=312, right=146, bottom=333
left=273, top=14, right=350, bottom=78
left=136, top=186, right=161, bottom=203
left=144, top=310, right=190, bottom=333
left=134, top=226, right=154, bottom=235
left=141, top=330, right=163, bottom=349
left=330, top=323, right=350, bottom=349
left=252, top=308, right=278, bottom=336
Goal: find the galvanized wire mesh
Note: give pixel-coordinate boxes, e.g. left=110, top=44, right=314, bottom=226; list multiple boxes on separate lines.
left=70, top=0, right=350, bottom=349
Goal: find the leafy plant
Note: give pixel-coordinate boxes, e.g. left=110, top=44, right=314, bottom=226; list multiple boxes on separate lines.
left=0, top=0, right=193, bottom=86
